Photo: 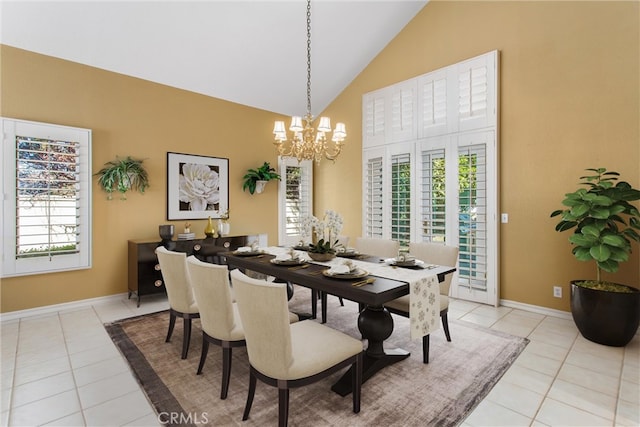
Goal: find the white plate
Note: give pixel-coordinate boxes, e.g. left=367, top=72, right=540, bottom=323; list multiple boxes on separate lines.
left=232, top=250, right=263, bottom=256
left=322, top=268, right=368, bottom=280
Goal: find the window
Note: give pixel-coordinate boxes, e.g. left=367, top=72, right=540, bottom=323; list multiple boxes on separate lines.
left=2, top=118, right=92, bottom=277
left=391, top=153, right=411, bottom=246
left=362, top=51, right=498, bottom=305
left=278, top=157, right=312, bottom=246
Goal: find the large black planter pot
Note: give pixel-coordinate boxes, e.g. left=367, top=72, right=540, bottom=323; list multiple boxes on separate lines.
left=570, top=281, right=640, bottom=347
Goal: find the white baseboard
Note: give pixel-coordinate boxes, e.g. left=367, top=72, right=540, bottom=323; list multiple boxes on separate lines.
left=0, top=293, right=129, bottom=323
left=500, top=298, right=572, bottom=320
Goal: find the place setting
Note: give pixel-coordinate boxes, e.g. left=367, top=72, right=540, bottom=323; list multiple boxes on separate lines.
left=384, top=251, right=437, bottom=270
left=232, top=242, right=264, bottom=257
left=269, top=248, right=309, bottom=269
left=322, top=259, right=374, bottom=286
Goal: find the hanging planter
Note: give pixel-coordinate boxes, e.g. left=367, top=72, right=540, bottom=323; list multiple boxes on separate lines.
left=95, top=156, right=149, bottom=200
left=242, top=162, right=280, bottom=194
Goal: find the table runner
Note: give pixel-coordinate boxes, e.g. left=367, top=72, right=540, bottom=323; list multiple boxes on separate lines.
left=262, top=246, right=441, bottom=339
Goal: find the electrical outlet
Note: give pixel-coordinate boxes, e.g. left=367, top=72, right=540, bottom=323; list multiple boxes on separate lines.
left=501, top=213, right=509, bottom=223
left=553, top=286, right=562, bottom=298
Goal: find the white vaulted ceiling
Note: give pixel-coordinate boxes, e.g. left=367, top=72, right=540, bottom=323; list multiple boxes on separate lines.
left=0, top=0, right=427, bottom=117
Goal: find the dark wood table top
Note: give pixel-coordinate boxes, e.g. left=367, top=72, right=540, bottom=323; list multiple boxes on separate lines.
left=222, top=252, right=455, bottom=307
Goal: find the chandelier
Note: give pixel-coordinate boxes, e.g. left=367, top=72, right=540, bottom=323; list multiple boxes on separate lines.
left=272, top=0, right=346, bottom=163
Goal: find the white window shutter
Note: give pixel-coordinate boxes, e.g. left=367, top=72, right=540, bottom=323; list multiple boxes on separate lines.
left=390, top=81, right=417, bottom=142
left=278, top=157, right=312, bottom=246
left=418, top=70, right=449, bottom=137
left=363, top=90, right=386, bottom=148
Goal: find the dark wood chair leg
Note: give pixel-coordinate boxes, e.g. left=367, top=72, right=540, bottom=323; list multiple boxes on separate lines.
left=165, top=311, right=176, bottom=343
left=339, top=297, right=345, bottom=306
left=422, top=334, right=430, bottom=364
left=182, top=317, right=192, bottom=359
left=352, top=353, right=362, bottom=413
left=242, top=371, right=257, bottom=421
left=196, top=335, right=209, bottom=375
left=221, top=347, right=232, bottom=399
left=311, top=289, right=318, bottom=319
left=278, top=387, right=289, bottom=427
left=321, top=292, right=328, bottom=324
left=441, top=311, right=452, bottom=342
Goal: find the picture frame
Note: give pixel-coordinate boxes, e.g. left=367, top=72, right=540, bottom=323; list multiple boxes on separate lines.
left=167, top=152, right=229, bottom=220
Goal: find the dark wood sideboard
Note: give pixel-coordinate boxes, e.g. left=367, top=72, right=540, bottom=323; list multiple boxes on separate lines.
left=127, top=234, right=260, bottom=306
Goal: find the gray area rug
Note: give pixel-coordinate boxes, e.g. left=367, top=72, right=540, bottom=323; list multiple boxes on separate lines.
left=106, top=286, right=528, bottom=426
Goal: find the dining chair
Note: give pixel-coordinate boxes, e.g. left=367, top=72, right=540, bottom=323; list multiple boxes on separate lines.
left=186, top=256, right=299, bottom=399
left=155, top=246, right=200, bottom=359
left=384, top=242, right=459, bottom=363
left=354, top=237, right=400, bottom=258
left=230, top=269, right=363, bottom=427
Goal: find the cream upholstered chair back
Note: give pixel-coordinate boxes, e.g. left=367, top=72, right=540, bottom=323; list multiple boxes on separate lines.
left=156, top=246, right=198, bottom=314
left=230, top=269, right=293, bottom=379
left=354, top=237, right=399, bottom=258
left=409, top=242, right=459, bottom=295
left=186, top=256, right=241, bottom=342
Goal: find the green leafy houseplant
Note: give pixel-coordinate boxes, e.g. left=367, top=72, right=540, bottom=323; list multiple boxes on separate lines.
left=550, top=167, right=640, bottom=288
left=308, top=238, right=340, bottom=254
left=95, top=156, right=149, bottom=200
left=242, top=161, right=281, bottom=194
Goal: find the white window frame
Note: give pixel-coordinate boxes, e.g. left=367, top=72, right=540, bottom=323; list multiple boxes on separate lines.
left=1, top=117, right=92, bottom=277
left=277, top=156, right=313, bottom=246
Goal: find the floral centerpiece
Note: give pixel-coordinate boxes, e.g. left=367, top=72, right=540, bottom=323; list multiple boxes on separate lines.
left=302, top=210, right=344, bottom=260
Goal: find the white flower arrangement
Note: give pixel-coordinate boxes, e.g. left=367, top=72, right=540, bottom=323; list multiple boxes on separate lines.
left=301, top=210, right=343, bottom=249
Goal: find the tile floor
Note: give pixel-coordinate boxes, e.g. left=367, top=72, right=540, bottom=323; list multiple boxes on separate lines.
left=1, top=293, right=638, bottom=426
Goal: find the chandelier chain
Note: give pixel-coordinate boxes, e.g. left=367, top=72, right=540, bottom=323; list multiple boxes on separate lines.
left=306, top=0, right=312, bottom=117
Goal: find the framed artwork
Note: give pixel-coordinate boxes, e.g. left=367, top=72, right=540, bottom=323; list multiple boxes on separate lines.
left=167, top=152, right=229, bottom=220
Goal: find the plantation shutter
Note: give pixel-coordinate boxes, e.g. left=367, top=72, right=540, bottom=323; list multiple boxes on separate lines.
left=457, top=143, right=488, bottom=291
left=418, top=71, right=449, bottom=137
left=391, top=82, right=416, bottom=142
left=363, top=91, right=386, bottom=148
left=278, top=158, right=312, bottom=246
left=364, top=152, right=384, bottom=238
left=418, top=148, right=446, bottom=243
left=390, top=152, right=412, bottom=246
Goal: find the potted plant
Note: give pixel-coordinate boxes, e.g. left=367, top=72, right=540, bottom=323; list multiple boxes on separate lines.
left=95, top=156, right=149, bottom=200
left=551, top=167, right=640, bottom=346
left=304, top=210, right=344, bottom=261
left=242, top=161, right=281, bottom=194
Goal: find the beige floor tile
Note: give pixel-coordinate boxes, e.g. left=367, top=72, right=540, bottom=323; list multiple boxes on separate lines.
left=621, top=362, right=639, bottom=384
left=459, top=312, right=498, bottom=328
left=486, top=381, right=545, bottom=418
left=500, top=364, right=555, bottom=395
left=83, top=389, right=156, bottom=426
left=42, top=411, right=86, bottom=426
left=528, top=327, right=577, bottom=349
left=77, top=371, right=140, bottom=409
left=513, top=350, right=563, bottom=377
left=11, top=371, right=76, bottom=408
left=491, top=319, right=538, bottom=338
left=125, top=411, right=161, bottom=427
left=616, top=398, right=640, bottom=426
left=619, top=380, right=639, bottom=404
left=9, top=389, right=81, bottom=426
left=73, top=356, right=130, bottom=387
left=536, top=397, right=612, bottom=426
left=14, top=346, right=68, bottom=370
left=565, top=350, right=623, bottom=378
left=557, top=363, right=620, bottom=397
left=463, top=399, right=531, bottom=426
left=13, top=355, right=71, bottom=386
left=0, top=387, right=11, bottom=414
left=470, top=304, right=512, bottom=319
left=522, top=339, right=570, bottom=361
left=69, top=343, right=121, bottom=370
left=547, top=378, right=616, bottom=420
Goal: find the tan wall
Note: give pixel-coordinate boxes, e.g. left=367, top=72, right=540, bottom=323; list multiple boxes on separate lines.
left=1, top=45, right=283, bottom=312
left=2, top=1, right=638, bottom=314
left=317, top=0, right=639, bottom=311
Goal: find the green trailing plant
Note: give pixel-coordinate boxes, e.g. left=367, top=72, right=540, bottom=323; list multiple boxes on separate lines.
left=242, top=161, right=281, bottom=194
left=550, top=167, right=640, bottom=286
left=308, top=238, right=340, bottom=254
left=95, top=156, right=149, bottom=200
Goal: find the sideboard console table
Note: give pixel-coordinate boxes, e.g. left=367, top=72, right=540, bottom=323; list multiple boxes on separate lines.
left=127, top=234, right=260, bottom=306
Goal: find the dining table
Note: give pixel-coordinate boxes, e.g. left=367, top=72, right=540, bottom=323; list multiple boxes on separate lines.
left=222, top=247, right=456, bottom=396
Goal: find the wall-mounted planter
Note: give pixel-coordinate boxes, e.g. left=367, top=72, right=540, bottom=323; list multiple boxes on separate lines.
left=242, top=162, right=280, bottom=195
left=95, top=156, right=149, bottom=200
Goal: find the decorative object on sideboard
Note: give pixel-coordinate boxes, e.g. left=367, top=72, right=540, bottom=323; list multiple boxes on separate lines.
left=167, top=152, right=229, bottom=220
left=178, top=222, right=195, bottom=240
left=242, top=162, right=281, bottom=194
left=550, top=167, right=640, bottom=346
left=159, top=224, right=174, bottom=246
left=95, top=156, right=149, bottom=200
left=272, top=0, right=346, bottom=164
left=204, top=216, right=217, bottom=238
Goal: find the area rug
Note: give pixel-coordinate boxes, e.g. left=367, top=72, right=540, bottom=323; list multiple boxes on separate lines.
left=105, top=286, right=528, bottom=426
